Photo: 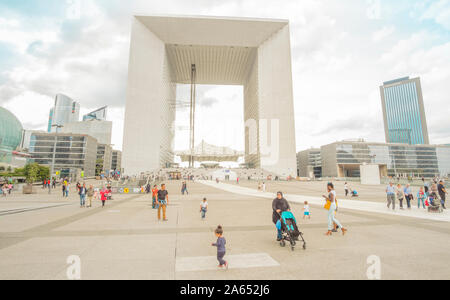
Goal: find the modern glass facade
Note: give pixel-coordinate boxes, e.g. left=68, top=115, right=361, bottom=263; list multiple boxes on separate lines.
left=0, top=107, right=24, bottom=167
left=47, top=94, right=80, bottom=132
left=83, top=106, right=107, bottom=121
left=28, top=133, right=97, bottom=177
left=380, top=77, right=429, bottom=145
left=319, top=141, right=450, bottom=178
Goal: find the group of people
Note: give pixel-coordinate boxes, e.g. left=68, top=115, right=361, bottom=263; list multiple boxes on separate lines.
left=76, top=183, right=110, bottom=208
left=149, top=183, right=169, bottom=221
left=42, top=178, right=57, bottom=189
left=386, top=180, right=448, bottom=210
left=60, top=178, right=110, bottom=208
left=272, top=182, right=347, bottom=239
left=1, top=183, right=13, bottom=197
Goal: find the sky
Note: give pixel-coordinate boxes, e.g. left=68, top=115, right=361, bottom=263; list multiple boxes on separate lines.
left=0, top=0, right=449, bottom=153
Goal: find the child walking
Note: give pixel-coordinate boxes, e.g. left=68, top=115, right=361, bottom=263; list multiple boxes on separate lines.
left=211, top=225, right=228, bottom=269
left=303, top=201, right=311, bottom=219
left=417, top=186, right=426, bottom=209
left=200, top=198, right=208, bottom=220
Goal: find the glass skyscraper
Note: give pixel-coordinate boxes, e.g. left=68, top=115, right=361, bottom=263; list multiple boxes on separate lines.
left=380, top=77, right=429, bottom=145
left=47, top=94, right=80, bottom=132
left=83, top=106, right=108, bottom=121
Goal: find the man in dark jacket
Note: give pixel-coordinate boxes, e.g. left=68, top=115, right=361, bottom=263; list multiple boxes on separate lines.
left=272, top=192, right=290, bottom=241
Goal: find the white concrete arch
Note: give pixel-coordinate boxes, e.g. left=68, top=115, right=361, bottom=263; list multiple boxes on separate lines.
left=122, top=15, right=297, bottom=176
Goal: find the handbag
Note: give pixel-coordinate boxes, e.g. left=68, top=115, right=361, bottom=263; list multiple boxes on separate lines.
left=324, top=200, right=331, bottom=210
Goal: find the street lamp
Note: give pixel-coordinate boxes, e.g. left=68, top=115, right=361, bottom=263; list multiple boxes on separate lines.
left=50, top=124, right=64, bottom=178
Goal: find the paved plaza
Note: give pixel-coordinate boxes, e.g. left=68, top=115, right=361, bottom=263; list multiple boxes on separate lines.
left=1, top=180, right=450, bottom=280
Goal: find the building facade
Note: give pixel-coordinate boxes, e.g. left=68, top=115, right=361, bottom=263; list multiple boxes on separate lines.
left=62, top=119, right=112, bottom=145
left=83, top=106, right=108, bottom=121
left=297, top=149, right=322, bottom=178
left=313, top=141, right=450, bottom=179
left=0, top=107, right=26, bottom=169
left=96, top=144, right=112, bottom=175
left=111, top=150, right=122, bottom=172
left=28, top=132, right=97, bottom=177
left=48, top=94, right=80, bottom=132
left=380, top=77, right=429, bottom=145
left=122, top=15, right=297, bottom=177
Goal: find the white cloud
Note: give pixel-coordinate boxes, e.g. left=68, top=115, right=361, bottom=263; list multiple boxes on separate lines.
left=3, top=91, right=53, bottom=130
left=372, top=26, right=396, bottom=42
left=420, top=0, right=450, bottom=30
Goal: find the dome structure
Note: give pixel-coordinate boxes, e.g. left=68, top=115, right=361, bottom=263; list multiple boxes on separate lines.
left=0, top=107, right=23, bottom=152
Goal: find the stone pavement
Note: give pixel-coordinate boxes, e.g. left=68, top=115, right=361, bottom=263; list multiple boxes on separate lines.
left=0, top=180, right=449, bottom=280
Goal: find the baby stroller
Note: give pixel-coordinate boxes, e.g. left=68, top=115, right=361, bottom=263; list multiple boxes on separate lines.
left=427, top=193, right=443, bottom=213
left=277, top=211, right=306, bottom=251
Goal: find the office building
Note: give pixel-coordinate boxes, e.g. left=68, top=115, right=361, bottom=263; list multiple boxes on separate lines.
left=62, top=119, right=112, bottom=145
left=83, top=106, right=108, bottom=121
left=380, top=77, right=429, bottom=145
left=111, top=150, right=122, bottom=172
left=298, top=140, right=450, bottom=179
left=297, top=149, right=321, bottom=178
left=96, top=144, right=112, bottom=175
left=28, top=132, right=98, bottom=177
left=47, top=94, right=80, bottom=132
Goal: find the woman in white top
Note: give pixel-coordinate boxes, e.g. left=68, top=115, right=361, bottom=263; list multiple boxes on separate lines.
left=323, top=182, right=347, bottom=236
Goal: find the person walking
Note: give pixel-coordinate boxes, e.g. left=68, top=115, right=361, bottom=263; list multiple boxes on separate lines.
left=344, top=182, right=349, bottom=197
left=100, top=187, right=108, bottom=208
left=200, top=198, right=208, bottom=220
left=438, top=180, right=447, bottom=209
left=87, top=185, right=94, bottom=208
left=79, top=183, right=86, bottom=208
left=386, top=182, right=396, bottom=210
left=404, top=184, right=413, bottom=210
left=47, top=179, right=51, bottom=194
left=303, top=201, right=311, bottom=219
left=65, top=183, right=70, bottom=198
left=323, top=182, right=347, bottom=236
left=1, top=184, right=7, bottom=197
left=272, top=192, right=290, bottom=241
left=396, top=184, right=405, bottom=210
left=417, top=187, right=426, bottom=209
left=151, top=185, right=158, bottom=209
left=157, top=184, right=169, bottom=221
left=181, top=181, right=188, bottom=195
left=211, top=225, right=228, bottom=270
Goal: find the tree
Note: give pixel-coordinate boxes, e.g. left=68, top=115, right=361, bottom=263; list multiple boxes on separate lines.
left=96, top=158, right=104, bottom=176
left=38, top=165, right=50, bottom=181
left=24, top=163, right=40, bottom=184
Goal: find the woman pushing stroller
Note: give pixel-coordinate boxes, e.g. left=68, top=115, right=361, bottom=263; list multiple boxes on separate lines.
left=272, top=192, right=290, bottom=241
left=272, top=192, right=306, bottom=250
